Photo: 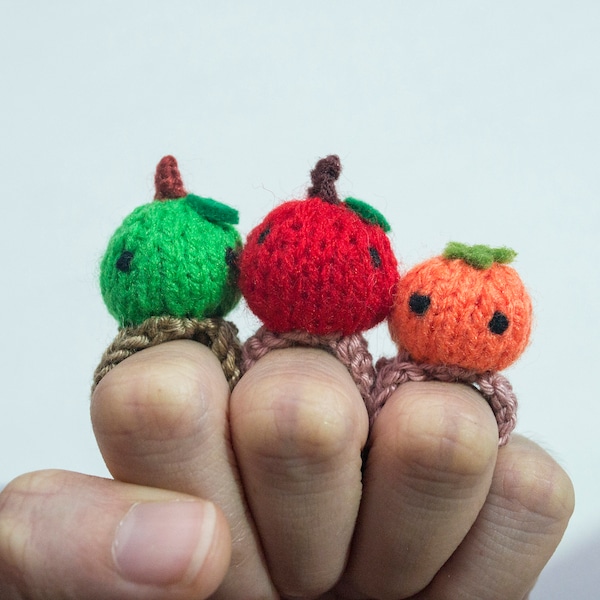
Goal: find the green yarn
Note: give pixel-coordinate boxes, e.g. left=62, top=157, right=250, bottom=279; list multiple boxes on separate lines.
left=343, top=197, right=391, bottom=232
left=100, top=198, right=241, bottom=327
left=443, top=242, right=517, bottom=269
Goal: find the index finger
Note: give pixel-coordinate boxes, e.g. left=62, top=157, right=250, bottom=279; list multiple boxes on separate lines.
left=91, top=340, right=278, bottom=600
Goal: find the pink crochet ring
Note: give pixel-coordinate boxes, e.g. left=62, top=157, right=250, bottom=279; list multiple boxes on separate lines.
left=243, top=327, right=376, bottom=403
left=370, top=351, right=518, bottom=446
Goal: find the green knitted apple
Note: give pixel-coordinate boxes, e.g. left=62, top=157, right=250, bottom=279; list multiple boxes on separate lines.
left=100, top=156, right=241, bottom=328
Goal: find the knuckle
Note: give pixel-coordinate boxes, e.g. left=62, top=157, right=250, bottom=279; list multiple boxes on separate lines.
left=499, top=444, right=575, bottom=527
left=1, top=470, right=68, bottom=501
left=233, top=377, right=362, bottom=464
left=383, top=384, right=498, bottom=481
left=0, top=471, right=68, bottom=591
left=92, top=354, right=224, bottom=444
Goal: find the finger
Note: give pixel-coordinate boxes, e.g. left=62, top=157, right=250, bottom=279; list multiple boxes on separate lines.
left=341, top=382, right=499, bottom=599
left=91, top=340, right=278, bottom=600
left=230, top=348, right=369, bottom=599
left=410, top=435, right=575, bottom=600
left=0, top=470, right=230, bottom=600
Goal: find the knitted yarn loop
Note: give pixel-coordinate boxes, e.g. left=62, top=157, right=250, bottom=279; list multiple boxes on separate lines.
left=370, top=350, right=518, bottom=446
left=242, top=326, right=375, bottom=404
left=92, top=316, right=242, bottom=391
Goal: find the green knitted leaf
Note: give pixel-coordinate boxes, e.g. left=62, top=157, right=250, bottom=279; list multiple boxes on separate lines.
left=343, top=197, right=391, bottom=232
left=443, top=242, right=517, bottom=269
left=185, top=194, right=239, bottom=225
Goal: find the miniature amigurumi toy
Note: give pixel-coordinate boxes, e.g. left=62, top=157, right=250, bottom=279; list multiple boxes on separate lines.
left=239, top=155, right=399, bottom=404
left=93, top=155, right=243, bottom=390
left=371, top=242, right=533, bottom=446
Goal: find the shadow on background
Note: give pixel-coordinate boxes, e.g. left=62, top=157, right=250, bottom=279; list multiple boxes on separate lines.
left=532, top=532, right=600, bottom=599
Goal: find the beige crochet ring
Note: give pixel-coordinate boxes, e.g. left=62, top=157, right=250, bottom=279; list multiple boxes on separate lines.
left=92, top=316, right=242, bottom=392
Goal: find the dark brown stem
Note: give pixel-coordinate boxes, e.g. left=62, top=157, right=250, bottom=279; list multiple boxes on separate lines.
left=307, top=155, right=341, bottom=204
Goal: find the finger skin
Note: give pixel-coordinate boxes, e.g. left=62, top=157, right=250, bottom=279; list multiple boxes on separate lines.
left=342, top=382, right=499, bottom=599
left=91, top=340, right=278, bottom=600
left=410, top=435, right=575, bottom=600
left=0, top=470, right=230, bottom=600
left=230, top=348, right=369, bottom=599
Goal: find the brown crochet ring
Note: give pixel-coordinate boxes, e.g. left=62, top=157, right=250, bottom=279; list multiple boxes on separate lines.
left=92, top=316, right=242, bottom=392
left=369, top=350, right=518, bottom=447
left=242, top=326, right=376, bottom=404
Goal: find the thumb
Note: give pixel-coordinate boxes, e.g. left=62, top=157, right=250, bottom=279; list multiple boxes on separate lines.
left=0, top=470, right=231, bottom=600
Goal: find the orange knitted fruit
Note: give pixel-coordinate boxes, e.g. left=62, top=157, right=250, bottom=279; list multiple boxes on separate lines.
left=389, top=243, right=532, bottom=372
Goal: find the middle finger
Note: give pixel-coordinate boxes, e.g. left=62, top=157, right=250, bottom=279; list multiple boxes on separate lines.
left=230, top=348, right=369, bottom=599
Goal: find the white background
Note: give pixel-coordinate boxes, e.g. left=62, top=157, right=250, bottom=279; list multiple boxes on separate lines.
left=1, top=2, right=598, bottom=596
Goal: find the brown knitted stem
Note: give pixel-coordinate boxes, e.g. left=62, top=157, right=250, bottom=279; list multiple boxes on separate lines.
left=307, top=155, right=342, bottom=204
left=154, top=155, right=187, bottom=200
left=370, top=350, right=518, bottom=446
left=242, top=326, right=375, bottom=403
left=92, top=316, right=242, bottom=392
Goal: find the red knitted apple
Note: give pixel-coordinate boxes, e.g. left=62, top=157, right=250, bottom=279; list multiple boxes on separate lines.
left=239, top=155, right=399, bottom=403
left=239, top=155, right=398, bottom=335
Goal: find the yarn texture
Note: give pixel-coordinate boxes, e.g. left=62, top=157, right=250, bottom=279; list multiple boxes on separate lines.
left=93, top=316, right=242, bottom=391
left=95, top=156, right=243, bottom=389
left=370, top=351, right=518, bottom=446
left=389, top=244, right=532, bottom=372
left=239, top=157, right=398, bottom=335
left=101, top=186, right=241, bottom=328
left=379, top=242, right=532, bottom=446
left=243, top=327, right=375, bottom=402
left=239, top=155, right=399, bottom=403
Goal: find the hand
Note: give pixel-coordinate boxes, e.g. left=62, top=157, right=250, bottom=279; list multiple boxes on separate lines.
left=1, top=340, right=574, bottom=599
left=92, top=339, right=574, bottom=599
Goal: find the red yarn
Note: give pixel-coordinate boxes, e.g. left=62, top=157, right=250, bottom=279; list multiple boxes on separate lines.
left=154, top=155, right=187, bottom=200
left=239, top=198, right=399, bottom=335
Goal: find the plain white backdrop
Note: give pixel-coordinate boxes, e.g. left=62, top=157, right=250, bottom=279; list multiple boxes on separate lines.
left=1, top=2, right=598, bottom=596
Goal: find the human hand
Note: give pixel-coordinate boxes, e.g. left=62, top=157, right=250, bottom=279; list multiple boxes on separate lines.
left=88, top=339, right=574, bottom=599
left=0, top=470, right=231, bottom=599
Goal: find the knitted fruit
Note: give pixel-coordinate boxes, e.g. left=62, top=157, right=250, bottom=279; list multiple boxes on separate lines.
left=100, top=156, right=241, bottom=327
left=93, top=156, right=243, bottom=390
left=372, top=242, right=533, bottom=446
left=239, top=155, right=399, bottom=407
left=389, top=242, right=532, bottom=372
left=239, top=155, right=398, bottom=335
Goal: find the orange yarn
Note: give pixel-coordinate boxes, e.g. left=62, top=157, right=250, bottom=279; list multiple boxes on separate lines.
left=389, top=253, right=532, bottom=372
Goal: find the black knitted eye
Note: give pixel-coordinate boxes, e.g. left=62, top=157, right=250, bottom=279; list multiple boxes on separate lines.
left=225, top=247, right=240, bottom=280
left=369, top=246, right=382, bottom=268
left=225, top=247, right=237, bottom=268
left=258, top=225, right=271, bottom=244
left=488, top=311, right=509, bottom=335
left=409, top=293, right=431, bottom=315
left=116, top=251, right=134, bottom=273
